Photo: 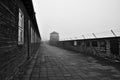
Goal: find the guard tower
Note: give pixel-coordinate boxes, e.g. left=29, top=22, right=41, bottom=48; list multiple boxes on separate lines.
left=50, top=31, right=59, bottom=45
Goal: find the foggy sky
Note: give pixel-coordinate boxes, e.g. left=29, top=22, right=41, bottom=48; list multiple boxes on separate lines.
left=33, top=0, right=120, bottom=40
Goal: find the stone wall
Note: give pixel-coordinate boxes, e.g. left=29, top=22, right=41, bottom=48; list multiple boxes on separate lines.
left=58, top=38, right=120, bottom=61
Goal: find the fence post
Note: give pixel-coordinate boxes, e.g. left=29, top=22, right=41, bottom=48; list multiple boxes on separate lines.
left=111, top=29, right=117, bottom=37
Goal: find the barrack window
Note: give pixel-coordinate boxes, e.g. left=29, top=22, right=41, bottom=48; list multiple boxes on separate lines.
left=18, top=9, right=24, bottom=44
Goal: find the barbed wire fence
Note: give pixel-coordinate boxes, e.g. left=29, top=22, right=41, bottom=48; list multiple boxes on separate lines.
left=60, top=28, right=120, bottom=41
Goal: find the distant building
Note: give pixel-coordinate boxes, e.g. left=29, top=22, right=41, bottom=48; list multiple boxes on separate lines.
left=50, top=31, right=59, bottom=45
left=50, top=31, right=59, bottom=41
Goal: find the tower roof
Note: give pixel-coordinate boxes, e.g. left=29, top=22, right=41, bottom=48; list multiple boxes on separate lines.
left=50, top=31, right=58, bottom=34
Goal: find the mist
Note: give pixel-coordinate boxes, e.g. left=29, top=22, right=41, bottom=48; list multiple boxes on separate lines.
left=33, top=0, right=120, bottom=40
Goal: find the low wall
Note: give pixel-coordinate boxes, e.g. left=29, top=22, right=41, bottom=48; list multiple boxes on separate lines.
left=57, top=37, right=120, bottom=61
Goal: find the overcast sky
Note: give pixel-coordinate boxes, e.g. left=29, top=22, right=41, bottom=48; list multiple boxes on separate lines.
left=33, top=0, right=120, bottom=40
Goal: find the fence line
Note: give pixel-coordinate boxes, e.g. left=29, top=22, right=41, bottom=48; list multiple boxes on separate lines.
left=60, top=28, right=120, bottom=41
